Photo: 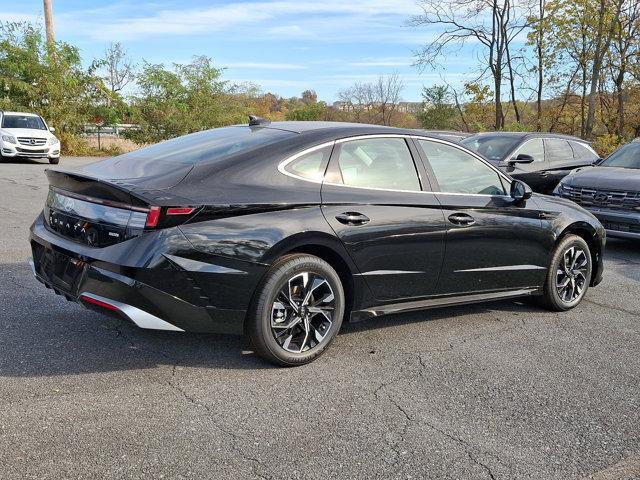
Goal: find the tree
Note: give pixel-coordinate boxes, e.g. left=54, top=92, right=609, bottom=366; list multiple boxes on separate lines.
left=0, top=22, right=100, bottom=138
left=418, top=85, right=457, bottom=129
left=93, top=42, right=136, bottom=96
left=584, top=0, right=623, bottom=139
left=410, top=0, right=529, bottom=130
left=129, top=56, right=250, bottom=143
left=608, top=0, right=640, bottom=137
left=337, top=74, right=404, bottom=125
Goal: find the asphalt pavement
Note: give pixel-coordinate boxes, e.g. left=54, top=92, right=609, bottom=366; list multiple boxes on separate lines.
left=0, top=156, right=639, bottom=480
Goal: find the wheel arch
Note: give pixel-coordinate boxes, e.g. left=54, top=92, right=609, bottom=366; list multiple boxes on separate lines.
left=556, top=221, right=603, bottom=285
left=262, top=232, right=360, bottom=320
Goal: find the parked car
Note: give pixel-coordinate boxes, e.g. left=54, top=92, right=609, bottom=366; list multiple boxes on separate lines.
left=0, top=111, right=60, bottom=164
left=29, top=120, right=605, bottom=366
left=461, top=132, right=599, bottom=193
left=419, top=130, right=472, bottom=142
left=555, top=139, right=640, bottom=240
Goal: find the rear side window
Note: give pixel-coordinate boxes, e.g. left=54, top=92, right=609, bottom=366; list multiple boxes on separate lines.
left=545, top=139, right=573, bottom=162
left=114, top=126, right=295, bottom=165
left=331, top=138, right=421, bottom=191
left=418, top=140, right=505, bottom=195
left=570, top=141, right=598, bottom=161
left=284, top=145, right=333, bottom=180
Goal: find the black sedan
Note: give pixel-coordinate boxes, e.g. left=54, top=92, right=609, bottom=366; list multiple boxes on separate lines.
left=30, top=120, right=605, bottom=366
left=461, top=132, right=599, bottom=193
left=555, top=139, right=640, bottom=240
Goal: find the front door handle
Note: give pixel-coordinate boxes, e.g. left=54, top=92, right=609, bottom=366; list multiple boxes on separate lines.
left=335, top=212, right=370, bottom=226
left=539, top=171, right=550, bottom=177
left=448, top=212, right=475, bottom=226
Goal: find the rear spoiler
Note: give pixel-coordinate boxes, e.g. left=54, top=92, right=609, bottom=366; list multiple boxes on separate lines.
left=45, top=169, right=194, bottom=208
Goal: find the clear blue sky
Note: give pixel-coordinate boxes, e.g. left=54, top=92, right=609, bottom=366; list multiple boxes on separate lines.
left=4, top=0, right=480, bottom=101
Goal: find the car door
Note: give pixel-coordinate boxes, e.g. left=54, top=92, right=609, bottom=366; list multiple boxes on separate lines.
left=415, top=138, right=549, bottom=295
left=503, top=138, right=550, bottom=192
left=321, top=135, right=446, bottom=302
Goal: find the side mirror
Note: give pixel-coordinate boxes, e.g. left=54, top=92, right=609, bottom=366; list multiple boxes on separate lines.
left=509, top=153, right=535, bottom=164
left=49, top=127, right=55, bottom=133
left=510, top=179, right=533, bottom=202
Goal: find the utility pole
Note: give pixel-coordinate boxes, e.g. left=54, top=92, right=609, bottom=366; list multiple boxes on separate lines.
left=43, top=0, right=55, bottom=46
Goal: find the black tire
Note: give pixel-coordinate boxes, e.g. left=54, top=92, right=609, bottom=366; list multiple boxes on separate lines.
left=539, top=234, right=592, bottom=311
left=246, top=254, right=345, bottom=366
left=49, top=157, right=60, bottom=165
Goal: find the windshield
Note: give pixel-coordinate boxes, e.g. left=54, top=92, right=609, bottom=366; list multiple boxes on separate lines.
left=115, top=126, right=295, bottom=164
left=601, top=142, right=640, bottom=169
left=461, top=135, right=521, bottom=162
left=2, top=114, right=47, bottom=130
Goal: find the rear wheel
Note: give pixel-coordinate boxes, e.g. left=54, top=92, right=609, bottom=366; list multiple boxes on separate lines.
left=246, top=254, right=345, bottom=366
left=539, top=235, right=592, bottom=311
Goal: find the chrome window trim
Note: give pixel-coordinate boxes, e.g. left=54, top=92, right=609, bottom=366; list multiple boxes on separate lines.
left=277, top=134, right=513, bottom=198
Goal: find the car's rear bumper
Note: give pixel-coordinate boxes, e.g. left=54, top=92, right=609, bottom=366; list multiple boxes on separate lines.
left=29, top=213, right=265, bottom=335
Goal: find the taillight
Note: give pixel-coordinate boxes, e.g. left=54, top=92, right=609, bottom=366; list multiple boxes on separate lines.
left=145, top=206, right=161, bottom=228
left=145, top=206, right=198, bottom=228
left=166, top=207, right=195, bottom=216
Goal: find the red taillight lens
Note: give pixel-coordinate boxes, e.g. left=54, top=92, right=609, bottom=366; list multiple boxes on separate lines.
left=166, top=207, right=195, bottom=216
left=80, top=295, right=120, bottom=312
left=145, top=206, right=161, bottom=228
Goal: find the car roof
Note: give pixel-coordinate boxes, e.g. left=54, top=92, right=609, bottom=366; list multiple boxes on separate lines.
left=1, top=111, right=41, bottom=117
left=255, top=121, right=459, bottom=141
left=465, top=131, right=590, bottom=143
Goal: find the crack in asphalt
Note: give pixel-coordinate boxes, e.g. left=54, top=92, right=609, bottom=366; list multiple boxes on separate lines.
left=164, top=365, right=273, bottom=480
left=371, top=352, right=506, bottom=479
left=105, top=323, right=273, bottom=480
left=584, top=298, right=640, bottom=319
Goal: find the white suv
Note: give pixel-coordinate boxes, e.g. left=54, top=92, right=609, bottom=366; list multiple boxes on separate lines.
left=0, top=111, right=60, bottom=164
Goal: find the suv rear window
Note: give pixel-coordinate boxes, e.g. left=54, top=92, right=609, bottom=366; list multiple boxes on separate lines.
left=2, top=115, right=46, bottom=130
left=570, top=141, right=598, bottom=161
left=115, top=126, right=295, bottom=165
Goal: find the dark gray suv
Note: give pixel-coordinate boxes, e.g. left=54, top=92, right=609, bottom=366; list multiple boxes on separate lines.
left=555, top=139, right=640, bottom=240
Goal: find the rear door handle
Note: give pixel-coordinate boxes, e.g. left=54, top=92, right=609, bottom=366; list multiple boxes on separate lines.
left=335, top=212, right=370, bottom=226
left=539, top=171, right=550, bottom=177
left=448, top=213, right=475, bottom=226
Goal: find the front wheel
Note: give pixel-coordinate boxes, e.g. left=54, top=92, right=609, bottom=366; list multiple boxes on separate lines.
left=246, top=254, right=345, bottom=366
left=539, top=234, right=592, bottom=311
left=49, top=157, right=60, bottom=165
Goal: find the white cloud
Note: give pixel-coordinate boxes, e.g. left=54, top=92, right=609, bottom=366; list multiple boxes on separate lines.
left=223, top=61, right=307, bottom=70
left=0, top=12, right=40, bottom=23
left=53, top=0, right=423, bottom=42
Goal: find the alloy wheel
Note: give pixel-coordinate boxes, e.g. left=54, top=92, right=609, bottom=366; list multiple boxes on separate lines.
left=556, top=246, right=589, bottom=303
left=270, top=272, right=335, bottom=353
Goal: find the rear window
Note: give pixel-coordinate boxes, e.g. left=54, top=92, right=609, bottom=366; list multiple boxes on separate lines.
left=570, top=141, right=598, bottom=161
left=2, top=114, right=46, bottom=130
left=460, top=135, right=521, bottom=162
left=115, top=126, right=295, bottom=164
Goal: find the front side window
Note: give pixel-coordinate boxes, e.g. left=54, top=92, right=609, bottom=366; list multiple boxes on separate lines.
left=601, top=142, right=640, bottom=169
left=545, top=139, right=573, bottom=162
left=331, top=138, right=421, bottom=191
left=284, top=145, right=333, bottom=180
left=515, top=138, right=545, bottom=162
left=2, top=115, right=47, bottom=130
left=418, top=140, right=505, bottom=195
